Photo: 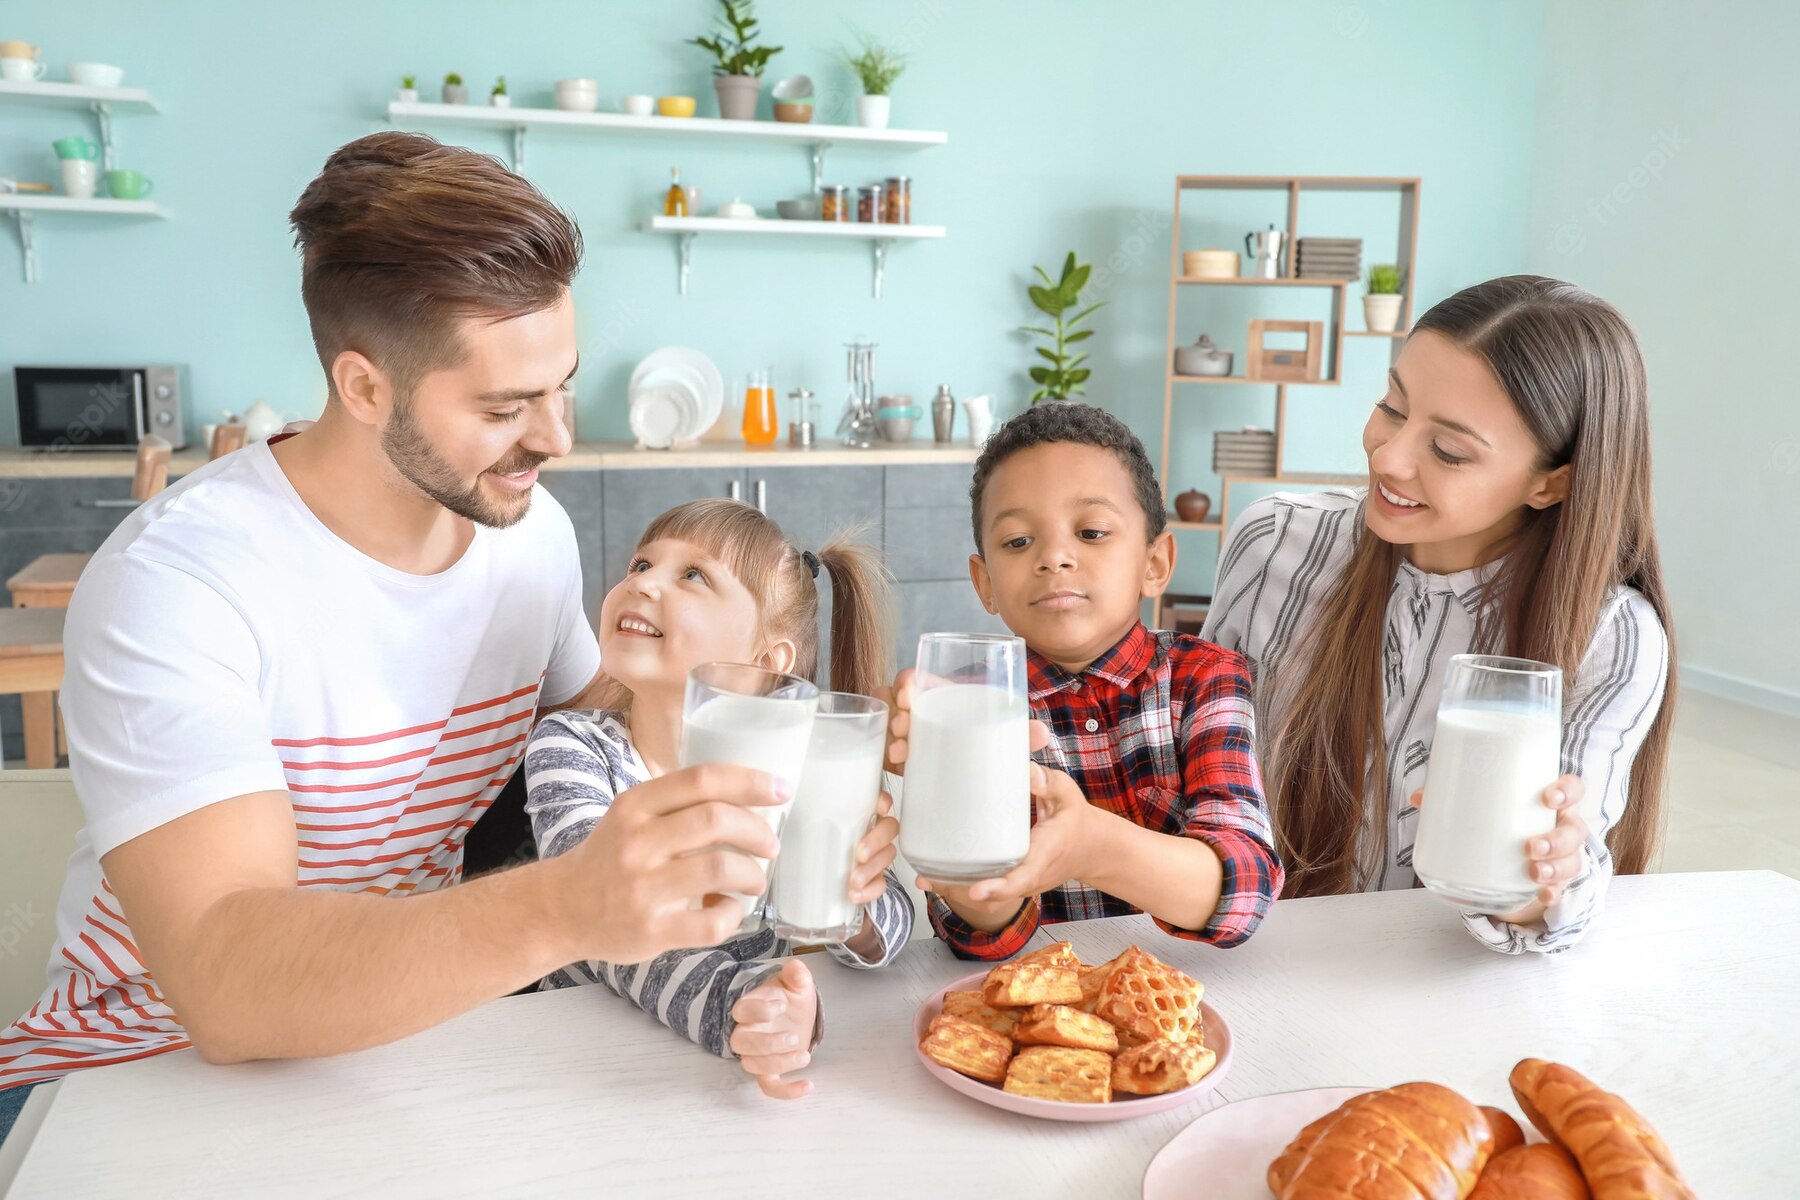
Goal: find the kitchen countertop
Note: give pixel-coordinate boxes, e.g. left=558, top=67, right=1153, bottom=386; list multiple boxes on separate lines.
left=3, top=871, right=1791, bottom=1196
left=0, top=439, right=980, bottom=478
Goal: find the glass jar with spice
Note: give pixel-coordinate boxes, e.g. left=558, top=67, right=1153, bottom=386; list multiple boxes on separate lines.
left=819, top=184, right=849, bottom=223
left=856, top=182, right=885, bottom=224
left=883, top=176, right=911, bottom=224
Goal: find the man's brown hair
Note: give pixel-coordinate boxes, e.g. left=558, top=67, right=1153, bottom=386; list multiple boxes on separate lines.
left=288, top=131, right=583, bottom=398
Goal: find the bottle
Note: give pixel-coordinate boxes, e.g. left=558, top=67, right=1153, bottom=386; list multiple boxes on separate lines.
left=931, top=385, right=956, bottom=443
left=663, top=167, right=686, bottom=217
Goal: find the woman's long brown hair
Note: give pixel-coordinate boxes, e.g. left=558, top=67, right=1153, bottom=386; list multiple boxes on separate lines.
left=1266, top=276, right=1676, bottom=896
left=637, top=498, right=894, bottom=697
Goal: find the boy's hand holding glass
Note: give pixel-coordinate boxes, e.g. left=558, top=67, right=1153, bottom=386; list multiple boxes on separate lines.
left=729, top=958, right=819, bottom=1099
left=933, top=762, right=1096, bottom=907
left=1411, top=773, right=1589, bottom=923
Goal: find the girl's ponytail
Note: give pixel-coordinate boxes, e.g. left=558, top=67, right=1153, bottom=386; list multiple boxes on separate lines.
left=815, top=532, right=895, bottom=698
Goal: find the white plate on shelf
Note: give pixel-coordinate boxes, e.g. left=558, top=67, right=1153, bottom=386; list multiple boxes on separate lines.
left=1140, top=1086, right=1372, bottom=1198
left=630, top=347, right=724, bottom=438
left=636, top=362, right=706, bottom=441
left=628, top=384, right=687, bottom=449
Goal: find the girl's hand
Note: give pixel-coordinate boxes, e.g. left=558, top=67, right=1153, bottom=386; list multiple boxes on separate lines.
left=1410, top=774, right=1589, bottom=924
left=848, top=791, right=900, bottom=906
left=729, top=958, right=817, bottom=1100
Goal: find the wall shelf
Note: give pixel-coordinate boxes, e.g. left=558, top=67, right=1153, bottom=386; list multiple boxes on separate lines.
left=645, top=215, right=945, bottom=299
left=386, top=100, right=945, bottom=187
left=0, top=195, right=169, bottom=284
left=1176, top=275, right=1353, bottom=287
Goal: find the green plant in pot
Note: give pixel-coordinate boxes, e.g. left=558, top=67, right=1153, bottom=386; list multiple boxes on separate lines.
left=397, top=74, right=418, bottom=103
left=1364, top=263, right=1405, bottom=333
left=843, top=33, right=905, bottom=129
left=490, top=74, right=509, bottom=108
left=1023, top=252, right=1105, bottom=403
left=690, top=0, right=782, bottom=120
left=442, top=71, right=467, bottom=105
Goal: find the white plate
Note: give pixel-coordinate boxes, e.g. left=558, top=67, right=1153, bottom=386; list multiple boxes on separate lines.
left=1141, top=1086, right=1372, bottom=1198
left=637, top=362, right=706, bottom=441
left=630, top=347, right=724, bottom=437
left=628, top=385, right=686, bottom=449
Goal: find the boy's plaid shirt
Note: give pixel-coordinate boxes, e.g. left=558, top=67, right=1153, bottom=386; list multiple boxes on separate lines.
left=928, top=622, right=1283, bottom=959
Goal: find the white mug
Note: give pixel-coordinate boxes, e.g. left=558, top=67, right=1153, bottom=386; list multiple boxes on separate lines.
left=60, top=159, right=97, bottom=199
left=963, top=393, right=995, bottom=445
left=0, top=56, right=47, bottom=82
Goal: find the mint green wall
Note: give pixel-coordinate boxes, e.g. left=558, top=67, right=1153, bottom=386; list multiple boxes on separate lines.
left=1526, top=0, right=1800, bottom=710
left=3, top=1, right=1545, bottom=597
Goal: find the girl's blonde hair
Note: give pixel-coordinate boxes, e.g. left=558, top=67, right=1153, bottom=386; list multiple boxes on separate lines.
left=637, top=498, right=895, bottom=696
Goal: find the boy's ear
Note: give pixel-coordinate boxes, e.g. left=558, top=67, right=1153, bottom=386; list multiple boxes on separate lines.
left=968, top=552, right=999, bottom=615
left=1139, top=530, right=1177, bottom=600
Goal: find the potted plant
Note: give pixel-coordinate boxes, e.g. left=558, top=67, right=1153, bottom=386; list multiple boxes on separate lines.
left=844, top=33, right=905, bottom=129
left=1022, top=252, right=1105, bottom=403
left=689, top=0, right=781, bottom=121
left=490, top=74, right=509, bottom=108
left=442, top=71, right=467, bottom=105
left=1364, top=264, right=1405, bottom=333
left=396, top=74, right=418, bottom=104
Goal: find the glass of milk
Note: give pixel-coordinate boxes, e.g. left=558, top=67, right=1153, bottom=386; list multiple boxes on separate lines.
left=679, top=661, right=819, bottom=936
left=1412, top=654, right=1563, bottom=914
left=897, top=632, right=1032, bottom=884
left=769, top=692, right=890, bottom=943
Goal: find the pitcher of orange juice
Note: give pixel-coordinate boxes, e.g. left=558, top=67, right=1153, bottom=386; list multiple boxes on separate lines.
left=742, top=368, right=778, bottom=446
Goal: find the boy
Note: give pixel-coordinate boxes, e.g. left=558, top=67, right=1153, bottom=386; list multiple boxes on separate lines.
left=898, top=403, right=1283, bottom=959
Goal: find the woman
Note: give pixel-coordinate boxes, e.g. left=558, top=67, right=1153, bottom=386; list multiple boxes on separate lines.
left=1203, top=275, right=1673, bottom=953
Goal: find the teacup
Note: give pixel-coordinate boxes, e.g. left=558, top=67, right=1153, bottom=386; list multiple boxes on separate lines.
left=60, top=159, right=98, bottom=200
left=52, top=136, right=101, bottom=161
left=620, top=93, right=654, bottom=117
left=67, top=61, right=125, bottom=88
left=1, top=55, right=46, bottom=82
left=0, top=40, right=41, bottom=60
left=105, top=169, right=152, bottom=199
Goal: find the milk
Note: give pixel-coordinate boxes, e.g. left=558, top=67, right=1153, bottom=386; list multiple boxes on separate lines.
left=1413, top=707, right=1561, bottom=912
left=680, top=692, right=816, bottom=921
left=770, top=721, right=886, bottom=939
left=897, top=683, right=1031, bottom=882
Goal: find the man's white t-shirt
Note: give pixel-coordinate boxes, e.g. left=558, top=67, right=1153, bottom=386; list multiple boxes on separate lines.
left=0, top=439, right=600, bottom=1087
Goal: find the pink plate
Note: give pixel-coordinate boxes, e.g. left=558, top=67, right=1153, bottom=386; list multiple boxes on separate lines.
left=1141, top=1086, right=1374, bottom=1197
left=912, top=969, right=1234, bottom=1124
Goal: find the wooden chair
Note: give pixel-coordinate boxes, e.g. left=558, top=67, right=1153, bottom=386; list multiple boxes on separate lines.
left=0, top=609, right=66, bottom=769
left=5, top=436, right=172, bottom=767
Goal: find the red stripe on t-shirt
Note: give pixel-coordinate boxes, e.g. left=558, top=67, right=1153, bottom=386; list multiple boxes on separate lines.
left=268, top=681, right=541, bottom=750
left=285, top=733, right=526, bottom=797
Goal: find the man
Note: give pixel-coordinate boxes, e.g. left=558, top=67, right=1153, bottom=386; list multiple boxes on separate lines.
left=0, top=133, right=783, bottom=1129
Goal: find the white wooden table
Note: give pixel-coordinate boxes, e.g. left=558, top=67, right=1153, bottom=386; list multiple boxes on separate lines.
left=4, top=870, right=1796, bottom=1197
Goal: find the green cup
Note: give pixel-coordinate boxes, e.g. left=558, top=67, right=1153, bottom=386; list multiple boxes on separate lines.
left=105, top=169, right=153, bottom=200
left=52, top=136, right=101, bottom=161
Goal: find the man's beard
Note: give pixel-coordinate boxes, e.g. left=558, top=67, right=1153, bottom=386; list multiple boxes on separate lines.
left=381, top=393, right=547, bottom=529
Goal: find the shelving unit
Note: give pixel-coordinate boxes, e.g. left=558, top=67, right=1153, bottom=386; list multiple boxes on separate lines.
left=0, top=81, right=167, bottom=283
left=1153, top=174, right=1421, bottom=627
left=646, top=215, right=944, bottom=298
left=386, top=100, right=945, bottom=186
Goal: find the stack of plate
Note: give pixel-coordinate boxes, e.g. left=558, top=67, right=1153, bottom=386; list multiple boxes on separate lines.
left=1213, top=428, right=1278, bottom=477
left=1295, top=237, right=1363, bottom=280
left=628, top=347, right=725, bottom=449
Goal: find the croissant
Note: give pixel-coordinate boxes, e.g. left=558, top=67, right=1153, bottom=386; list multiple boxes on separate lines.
left=1470, top=1145, right=1591, bottom=1199
left=1481, top=1107, right=1525, bottom=1157
left=1269, top=1082, right=1495, bottom=1199
left=1508, top=1059, right=1695, bottom=1200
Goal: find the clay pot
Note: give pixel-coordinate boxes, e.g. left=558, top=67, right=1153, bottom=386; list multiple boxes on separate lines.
left=1173, top=490, right=1212, bottom=523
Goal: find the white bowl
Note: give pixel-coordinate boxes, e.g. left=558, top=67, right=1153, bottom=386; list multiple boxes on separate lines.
left=771, top=74, right=814, bottom=102
left=554, top=78, right=599, bottom=112
left=620, top=93, right=653, bottom=116
left=68, top=62, right=124, bottom=88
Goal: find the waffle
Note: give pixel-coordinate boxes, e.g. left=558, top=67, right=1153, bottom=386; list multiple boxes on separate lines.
left=919, top=1013, right=1013, bottom=1084
left=1093, top=946, right=1204, bottom=1046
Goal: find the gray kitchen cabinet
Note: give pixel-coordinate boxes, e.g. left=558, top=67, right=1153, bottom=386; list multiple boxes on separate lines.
left=535, top=469, right=605, bottom=624
left=755, top=464, right=884, bottom=682
left=882, top=461, right=1006, bottom=662
left=599, top=466, right=746, bottom=593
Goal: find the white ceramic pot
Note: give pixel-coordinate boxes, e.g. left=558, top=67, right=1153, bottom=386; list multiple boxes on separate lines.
left=59, top=159, right=97, bottom=200
left=395, top=87, right=418, bottom=103
left=442, top=83, right=468, bottom=105
left=242, top=400, right=286, bottom=443
left=490, top=93, right=510, bottom=108
left=856, top=94, right=891, bottom=129
left=1363, top=293, right=1404, bottom=333
left=554, top=79, right=599, bottom=112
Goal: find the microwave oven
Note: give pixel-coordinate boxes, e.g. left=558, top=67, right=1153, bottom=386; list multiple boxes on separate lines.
left=13, top=364, right=189, bottom=451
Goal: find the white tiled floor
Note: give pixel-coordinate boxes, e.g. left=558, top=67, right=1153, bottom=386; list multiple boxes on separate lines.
left=1659, top=687, right=1800, bottom=880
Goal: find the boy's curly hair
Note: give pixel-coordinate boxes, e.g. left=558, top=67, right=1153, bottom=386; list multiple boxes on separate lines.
left=968, top=402, right=1166, bottom=551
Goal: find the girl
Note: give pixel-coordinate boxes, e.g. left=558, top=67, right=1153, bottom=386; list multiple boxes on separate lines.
left=1203, top=275, right=1673, bottom=953
left=523, top=499, right=912, bottom=1097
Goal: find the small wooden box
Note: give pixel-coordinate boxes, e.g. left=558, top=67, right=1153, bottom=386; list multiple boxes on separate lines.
left=1246, top=319, right=1324, bottom=382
